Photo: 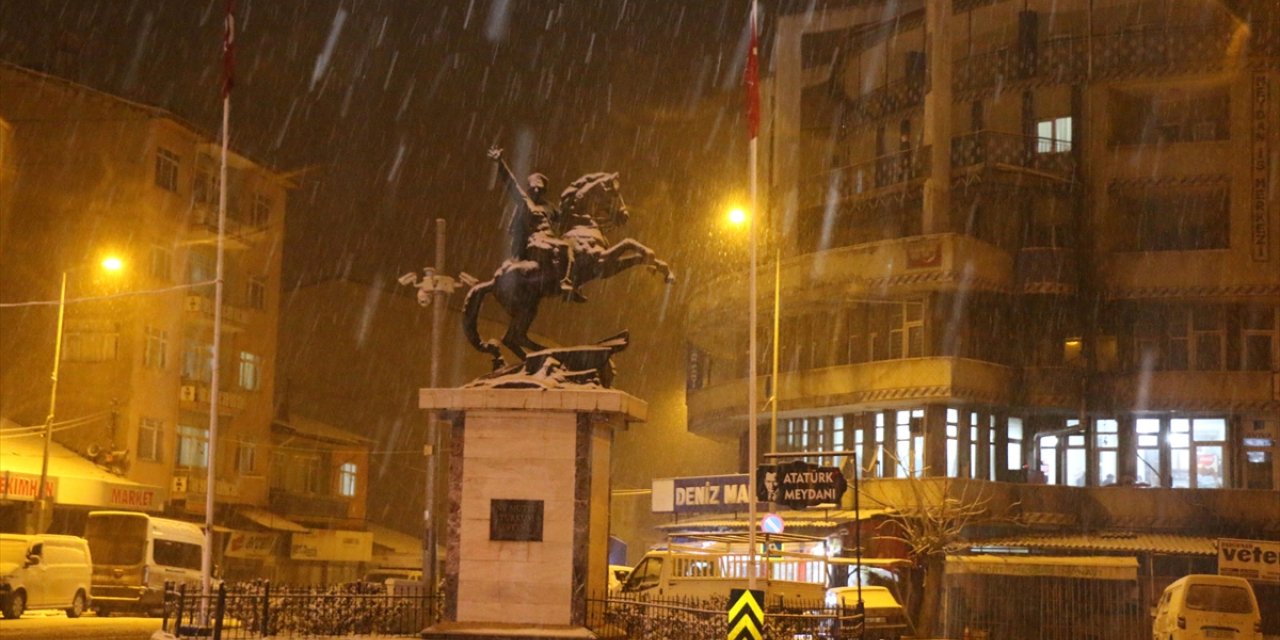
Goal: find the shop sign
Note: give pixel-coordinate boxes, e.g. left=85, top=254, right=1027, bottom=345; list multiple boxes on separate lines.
left=227, top=532, right=278, bottom=559
left=1219, top=538, right=1280, bottom=584
left=290, top=529, right=373, bottom=562
left=0, top=472, right=56, bottom=501
left=652, top=474, right=753, bottom=514
left=103, top=483, right=164, bottom=511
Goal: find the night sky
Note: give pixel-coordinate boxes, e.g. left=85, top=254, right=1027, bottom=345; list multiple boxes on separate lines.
left=0, top=0, right=761, bottom=296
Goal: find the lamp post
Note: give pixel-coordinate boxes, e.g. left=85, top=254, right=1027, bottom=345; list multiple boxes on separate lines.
left=34, top=256, right=124, bottom=534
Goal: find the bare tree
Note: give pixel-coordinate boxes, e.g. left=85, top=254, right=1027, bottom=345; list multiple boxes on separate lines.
left=861, top=456, right=995, bottom=638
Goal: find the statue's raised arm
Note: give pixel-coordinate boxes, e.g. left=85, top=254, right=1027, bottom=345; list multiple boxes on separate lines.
left=488, top=146, right=526, bottom=207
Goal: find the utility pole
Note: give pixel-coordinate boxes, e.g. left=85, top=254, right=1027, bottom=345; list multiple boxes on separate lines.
left=399, top=219, right=456, bottom=624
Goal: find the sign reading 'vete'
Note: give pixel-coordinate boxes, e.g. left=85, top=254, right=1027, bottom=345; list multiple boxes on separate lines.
left=1218, top=538, right=1279, bottom=584
left=756, top=461, right=846, bottom=509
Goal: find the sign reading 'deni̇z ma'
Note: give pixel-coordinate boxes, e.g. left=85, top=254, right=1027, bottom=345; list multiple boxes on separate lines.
left=651, top=475, right=752, bottom=514
left=1218, top=538, right=1279, bottom=584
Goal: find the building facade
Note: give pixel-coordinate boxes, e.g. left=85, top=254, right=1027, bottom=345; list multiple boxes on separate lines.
left=688, top=0, right=1279, bottom=494
left=0, top=63, right=288, bottom=533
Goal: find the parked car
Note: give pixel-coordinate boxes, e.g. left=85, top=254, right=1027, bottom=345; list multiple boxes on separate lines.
left=824, top=585, right=908, bottom=640
left=1152, top=574, right=1263, bottom=640
left=362, top=568, right=423, bottom=585
left=0, top=533, right=93, bottom=619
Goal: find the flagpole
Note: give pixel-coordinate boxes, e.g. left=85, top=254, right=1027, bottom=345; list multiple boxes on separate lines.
left=746, top=0, right=760, bottom=592
left=204, top=0, right=234, bottom=609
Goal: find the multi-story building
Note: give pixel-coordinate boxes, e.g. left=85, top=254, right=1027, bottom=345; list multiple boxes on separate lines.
left=683, top=1, right=1278, bottom=634
left=0, top=63, right=288, bottom=534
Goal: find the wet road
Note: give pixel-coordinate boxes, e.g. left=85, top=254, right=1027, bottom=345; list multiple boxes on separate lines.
left=0, top=611, right=161, bottom=639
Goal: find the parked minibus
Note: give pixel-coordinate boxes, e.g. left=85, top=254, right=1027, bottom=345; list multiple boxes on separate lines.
left=83, top=510, right=205, bottom=616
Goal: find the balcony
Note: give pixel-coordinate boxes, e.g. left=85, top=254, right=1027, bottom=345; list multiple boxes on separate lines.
left=1015, top=247, right=1078, bottom=295
left=186, top=204, right=253, bottom=249
left=839, top=76, right=926, bottom=126
left=183, top=294, right=251, bottom=332
left=801, top=148, right=929, bottom=212
left=1096, top=370, right=1277, bottom=413
left=270, top=488, right=352, bottom=521
left=687, top=357, right=1014, bottom=436
left=178, top=380, right=247, bottom=415
left=951, top=131, right=1077, bottom=185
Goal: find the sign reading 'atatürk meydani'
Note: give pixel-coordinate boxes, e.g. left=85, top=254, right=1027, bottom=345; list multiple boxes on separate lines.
left=490, top=499, right=544, bottom=541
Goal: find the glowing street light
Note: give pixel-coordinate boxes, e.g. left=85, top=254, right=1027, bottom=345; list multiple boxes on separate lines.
left=727, top=207, right=748, bottom=227
left=34, top=256, right=125, bottom=533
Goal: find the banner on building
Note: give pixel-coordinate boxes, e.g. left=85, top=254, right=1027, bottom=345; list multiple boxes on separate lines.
left=102, top=482, right=165, bottom=511
left=0, top=472, right=56, bottom=501
left=652, top=474, right=753, bottom=514
left=1218, top=538, right=1279, bottom=584
left=946, top=555, right=1138, bottom=581
left=290, top=529, right=373, bottom=562
left=226, top=531, right=278, bottom=559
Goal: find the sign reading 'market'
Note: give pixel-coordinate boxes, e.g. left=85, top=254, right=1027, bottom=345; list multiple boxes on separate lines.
left=1218, top=538, right=1279, bottom=584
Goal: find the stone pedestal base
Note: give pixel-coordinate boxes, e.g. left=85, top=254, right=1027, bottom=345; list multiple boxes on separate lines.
left=419, top=388, right=646, bottom=638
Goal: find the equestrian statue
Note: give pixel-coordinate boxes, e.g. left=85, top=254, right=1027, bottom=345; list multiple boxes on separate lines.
left=460, top=146, right=673, bottom=387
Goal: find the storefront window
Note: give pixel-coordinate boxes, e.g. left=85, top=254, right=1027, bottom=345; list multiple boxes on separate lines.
left=1096, top=419, right=1119, bottom=485
left=1136, top=418, right=1162, bottom=487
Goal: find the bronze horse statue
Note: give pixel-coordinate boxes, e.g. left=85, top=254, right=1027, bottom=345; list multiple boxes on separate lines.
left=462, top=171, right=674, bottom=369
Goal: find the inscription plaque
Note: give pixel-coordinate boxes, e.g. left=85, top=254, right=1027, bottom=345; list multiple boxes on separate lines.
left=489, top=499, right=544, bottom=541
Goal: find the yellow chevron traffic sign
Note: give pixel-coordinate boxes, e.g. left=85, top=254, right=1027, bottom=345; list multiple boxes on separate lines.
left=728, top=588, right=764, bottom=640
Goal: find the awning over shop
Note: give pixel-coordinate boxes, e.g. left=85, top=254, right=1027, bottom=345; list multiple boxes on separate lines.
left=237, top=506, right=309, bottom=533
left=0, top=424, right=166, bottom=511
left=658, top=508, right=892, bottom=532
left=369, top=524, right=422, bottom=568
left=946, top=555, right=1139, bottom=581
left=959, top=532, right=1218, bottom=556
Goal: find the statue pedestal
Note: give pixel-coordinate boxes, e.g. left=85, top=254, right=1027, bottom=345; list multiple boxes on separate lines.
left=419, top=388, right=647, bottom=640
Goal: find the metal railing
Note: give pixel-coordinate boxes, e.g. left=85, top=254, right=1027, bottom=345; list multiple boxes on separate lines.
left=163, top=581, right=435, bottom=639
left=587, top=593, right=866, bottom=640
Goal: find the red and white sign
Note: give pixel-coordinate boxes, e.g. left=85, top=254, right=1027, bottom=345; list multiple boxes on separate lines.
left=0, top=472, right=56, bottom=501
left=104, top=484, right=162, bottom=510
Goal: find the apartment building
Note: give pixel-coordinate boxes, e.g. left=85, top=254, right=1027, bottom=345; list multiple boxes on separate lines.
left=680, top=2, right=1279, bottom=634
left=0, top=63, right=287, bottom=534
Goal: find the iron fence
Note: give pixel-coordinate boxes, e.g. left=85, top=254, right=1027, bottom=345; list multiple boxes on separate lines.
left=586, top=593, right=866, bottom=640
left=163, top=581, right=435, bottom=639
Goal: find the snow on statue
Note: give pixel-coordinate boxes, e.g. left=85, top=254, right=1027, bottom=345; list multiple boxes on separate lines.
left=460, top=146, right=674, bottom=387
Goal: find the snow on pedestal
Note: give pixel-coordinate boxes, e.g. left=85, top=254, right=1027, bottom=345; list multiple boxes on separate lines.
left=420, top=387, right=646, bottom=640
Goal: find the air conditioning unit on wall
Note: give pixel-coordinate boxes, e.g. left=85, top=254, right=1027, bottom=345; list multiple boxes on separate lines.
left=180, top=385, right=197, bottom=402
left=171, top=475, right=188, bottom=493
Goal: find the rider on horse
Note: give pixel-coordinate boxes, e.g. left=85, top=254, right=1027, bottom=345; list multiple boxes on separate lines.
left=488, top=147, right=583, bottom=302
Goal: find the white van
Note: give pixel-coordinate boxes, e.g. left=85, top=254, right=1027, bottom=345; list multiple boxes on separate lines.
left=1152, top=574, right=1263, bottom=640
left=0, top=533, right=93, bottom=619
left=84, top=511, right=205, bottom=616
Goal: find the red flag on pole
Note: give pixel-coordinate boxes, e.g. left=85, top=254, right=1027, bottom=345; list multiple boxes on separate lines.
left=221, top=0, right=235, bottom=98
left=744, top=5, right=760, bottom=140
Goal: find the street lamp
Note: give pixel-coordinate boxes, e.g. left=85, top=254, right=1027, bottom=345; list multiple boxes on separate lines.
left=33, top=255, right=125, bottom=534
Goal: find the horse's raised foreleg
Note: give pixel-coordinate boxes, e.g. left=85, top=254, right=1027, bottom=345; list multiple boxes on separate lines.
left=598, top=238, right=674, bottom=283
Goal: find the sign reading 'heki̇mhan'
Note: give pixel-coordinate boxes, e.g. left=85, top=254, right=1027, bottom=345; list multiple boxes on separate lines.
left=756, top=461, right=847, bottom=509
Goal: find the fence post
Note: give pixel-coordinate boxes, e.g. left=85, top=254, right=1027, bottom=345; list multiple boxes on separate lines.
left=261, top=581, right=271, bottom=636
left=212, top=582, right=226, bottom=640
left=175, top=583, right=187, bottom=635
left=161, top=581, right=172, bottom=632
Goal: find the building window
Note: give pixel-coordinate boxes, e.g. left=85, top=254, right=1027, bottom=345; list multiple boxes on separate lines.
left=892, top=410, right=924, bottom=478
left=138, top=418, right=163, bottom=462
left=247, top=277, right=267, bottom=310
left=149, top=246, right=173, bottom=282
left=1133, top=306, right=1227, bottom=371
left=62, top=320, right=119, bottom=362
left=238, top=351, right=261, bottom=391
left=188, top=249, right=215, bottom=284
left=182, top=341, right=212, bottom=382
left=1096, top=419, right=1119, bottom=485
left=1035, top=117, right=1072, bottom=153
left=1115, top=184, right=1229, bottom=252
left=1135, top=418, right=1162, bottom=487
left=1007, top=417, right=1024, bottom=473
left=946, top=409, right=960, bottom=477
left=192, top=156, right=218, bottom=205
left=889, top=301, right=925, bottom=360
left=155, top=148, right=179, bottom=192
left=339, top=462, right=357, bottom=497
left=177, top=425, right=209, bottom=468
left=305, top=456, right=325, bottom=493
left=237, top=439, right=257, bottom=474
left=1242, top=307, right=1276, bottom=371
left=1171, top=418, right=1227, bottom=489
left=250, top=193, right=271, bottom=228
left=144, top=326, right=168, bottom=369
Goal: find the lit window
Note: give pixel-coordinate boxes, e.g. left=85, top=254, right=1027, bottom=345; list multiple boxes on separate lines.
left=177, top=425, right=209, bottom=468
left=339, top=462, right=358, bottom=497
left=138, top=418, right=163, bottom=462
left=144, top=326, right=168, bottom=369
left=238, top=352, right=261, bottom=391
left=1007, top=417, right=1024, bottom=472
left=1036, top=117, right=1072, bottom=153
left=155, top=148, right=180, bottom=192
